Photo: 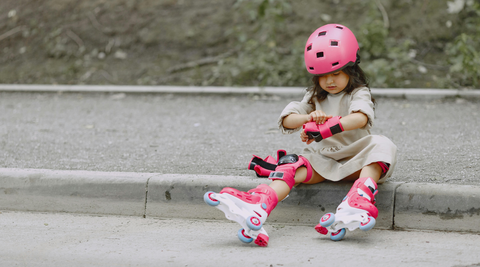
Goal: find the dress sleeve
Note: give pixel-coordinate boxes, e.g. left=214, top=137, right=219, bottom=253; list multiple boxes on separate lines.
left=278, top=89, right=315, bottom=134
left=348, top=87, right=375, bottom=130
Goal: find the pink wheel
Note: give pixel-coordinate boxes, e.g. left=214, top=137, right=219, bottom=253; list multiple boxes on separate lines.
left=319, top=212, right=335, bottom=227
left=330, top=228, right=346, bottom=241
left=203, top=191, right=219, bottom=206
left=359, top=216, right=376, bottom=231
left=237, top=229, right=253, bottom=243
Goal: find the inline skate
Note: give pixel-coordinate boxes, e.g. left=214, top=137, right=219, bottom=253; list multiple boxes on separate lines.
left=204, top=184, right=278, bottom=247
left=315, top=177, right=378, bottom=241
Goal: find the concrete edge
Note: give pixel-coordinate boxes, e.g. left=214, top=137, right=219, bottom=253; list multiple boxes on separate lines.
left=393, top=183, right=480, bottom=232
left=1, top=168, right=479, bottom=233
left=0, top=168, right=155, bottom=217
left=0, top=84, right=479, bottom=99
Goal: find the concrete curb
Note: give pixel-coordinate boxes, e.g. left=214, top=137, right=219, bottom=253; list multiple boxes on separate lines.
left=1, top=168, right=479, bottom=233
left=0, top=84, right=480, bottom=99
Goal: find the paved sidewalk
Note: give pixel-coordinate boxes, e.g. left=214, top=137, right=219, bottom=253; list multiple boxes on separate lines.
left=2, top=211, right=480, bottom=267
left=0, top=85, right=479, bottom=234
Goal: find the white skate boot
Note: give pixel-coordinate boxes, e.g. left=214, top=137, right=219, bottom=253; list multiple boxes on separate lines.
left=204, top=184, right=278, bottom=247
left=315, top=177, right=378, bottom=241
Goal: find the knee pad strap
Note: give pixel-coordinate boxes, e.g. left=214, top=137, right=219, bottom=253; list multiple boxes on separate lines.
left=248, top=150, right=287, bottom=177
left=268, top=155, right=312, bottom=189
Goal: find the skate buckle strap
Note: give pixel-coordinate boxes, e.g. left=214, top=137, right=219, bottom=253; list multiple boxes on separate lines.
left=247, top=184, right=279, bottom=214
left=357, top=177, right=378, bottom=204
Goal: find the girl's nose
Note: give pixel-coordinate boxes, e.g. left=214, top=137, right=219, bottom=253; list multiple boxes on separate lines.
left=326, top=74, right=334, bottom=84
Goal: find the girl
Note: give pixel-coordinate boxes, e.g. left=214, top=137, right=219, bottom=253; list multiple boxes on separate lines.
left=204, top=24, right=397, bottom=246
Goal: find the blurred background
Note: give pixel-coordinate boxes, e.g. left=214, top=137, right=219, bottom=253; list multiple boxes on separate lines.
left=0, top=0, right=478, bottom=89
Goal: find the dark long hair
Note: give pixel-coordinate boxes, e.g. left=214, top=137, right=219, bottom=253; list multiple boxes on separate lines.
left=307, top=64, right=376, bottom=107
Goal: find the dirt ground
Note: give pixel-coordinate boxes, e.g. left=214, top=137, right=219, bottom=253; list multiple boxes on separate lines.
left=0, top=0, right=458, bottom=87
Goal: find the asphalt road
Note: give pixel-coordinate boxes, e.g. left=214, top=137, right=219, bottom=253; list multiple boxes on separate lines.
left=1, top=211, right=480, bottom=267
left=1, top=91, right=479, bottom=185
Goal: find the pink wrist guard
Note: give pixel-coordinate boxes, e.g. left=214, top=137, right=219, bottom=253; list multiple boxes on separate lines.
left=303, top=116, right=344, bottom=142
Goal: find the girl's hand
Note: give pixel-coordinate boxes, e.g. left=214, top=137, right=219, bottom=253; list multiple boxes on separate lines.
left=308, top=110, right=333, bottom=125
left=300, top=129, right=315, bottom=145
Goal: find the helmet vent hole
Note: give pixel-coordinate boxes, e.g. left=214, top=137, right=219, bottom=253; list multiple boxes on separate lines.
left=316, top=52, right=324, bottom=58
left=336, top=26, right=344, bottom=30
left=307, top=45, right=312, bottom=51
left=309, top=67, right=314, bottom=70
left=331, top=41, right=338, bottom=46
left=318, top=31, right=327, bottom=36
left=332, top=62, right=339, bottom=67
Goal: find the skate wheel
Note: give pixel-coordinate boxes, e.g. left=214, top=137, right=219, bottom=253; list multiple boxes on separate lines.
left=237, top=229, right=253, bottom=243
left=314, top=224, right=328, bottom=235
left=319, top=212, right=335, bottom=227
left=330, top=228, right=346, bottom=241
left=359, top=216, right=376, bottom=231
left=255, top=233, right=269, bottom=247
left=246, top=216, right=263, bottom=231
left=203, top=191, right=220, bottom=206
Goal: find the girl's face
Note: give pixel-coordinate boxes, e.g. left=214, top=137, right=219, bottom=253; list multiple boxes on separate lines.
left=318, top=71, right=350, bottom=94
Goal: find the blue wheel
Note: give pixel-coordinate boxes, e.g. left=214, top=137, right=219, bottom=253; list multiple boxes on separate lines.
left=359, top=216, right=376, bottom=231
left=237, top=229, right=254, bottom=243
left=204, top=191, right=220, bottom=206
left=330, top=228, right=346, bottom=241
left=246, top=216, right=263, bottom=231
left=319, top=213, right=335, bottom=227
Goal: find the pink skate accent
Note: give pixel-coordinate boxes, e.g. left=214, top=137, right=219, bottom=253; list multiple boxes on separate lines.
left=219, top=184, right=278, bottom=215
left=255, top=233, right=269, bottom=247
left=345, top=177, right=379, bottom=218
left=247, top=184, right=279, bottom=215
left=220, top=187, right=256, bottom=202
left=303, top=116, right=343, bottom=142
left=268, top=155, right=313, bottom=189
left=314, top=224, right=329, bottom=235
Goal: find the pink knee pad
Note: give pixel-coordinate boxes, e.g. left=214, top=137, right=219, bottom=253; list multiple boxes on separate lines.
left=303, top=116, right=344, bottom=142
left=268, top=154, right=312, bottom=190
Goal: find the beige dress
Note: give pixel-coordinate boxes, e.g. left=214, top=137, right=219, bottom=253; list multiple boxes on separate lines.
left=278, top=87, right=397, bottom=183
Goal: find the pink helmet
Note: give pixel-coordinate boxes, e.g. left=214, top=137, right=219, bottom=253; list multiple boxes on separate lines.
left=304, top=24, right=359, bottom=75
